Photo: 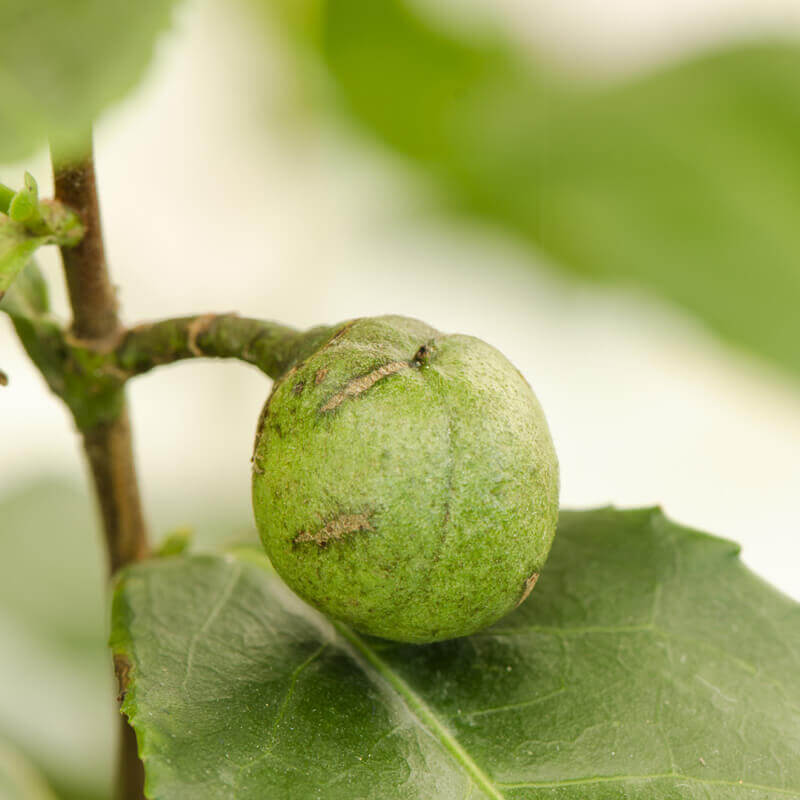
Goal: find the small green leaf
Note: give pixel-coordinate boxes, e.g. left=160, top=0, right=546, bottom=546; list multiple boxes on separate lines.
left=7, top=173, right=39, bottom=224
left=0, top=183, right=14, bottom=214
left=22, top=173, right=38, bottom=196
left=8, top=194, right=35, bottom=224
left=156, top=526, right=194, bottom=558
left=112, top=508, right=800, bottom=799
left=7, top=173, right=43, bottom=231
left=0, top=219, right=47, bottom=300
left=0, top=260, right=49, bottom=318
left=0, top=173, right=84, bottom=301
left=0, top=0, right=179, bottom=161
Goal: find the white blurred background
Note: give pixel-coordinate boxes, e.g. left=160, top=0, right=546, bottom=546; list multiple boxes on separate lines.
left=2, top=0, right=799, bottom=598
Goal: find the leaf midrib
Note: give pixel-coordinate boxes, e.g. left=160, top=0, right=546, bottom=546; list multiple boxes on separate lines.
left=333, top=621, right=505, bottom=800
left=333, top=619, right=800, bottom=800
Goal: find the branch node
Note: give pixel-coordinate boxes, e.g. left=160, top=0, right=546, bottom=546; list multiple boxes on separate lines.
left=186, top=313, right=219, bottom=356
left=64, top=325, right=125, bottom=355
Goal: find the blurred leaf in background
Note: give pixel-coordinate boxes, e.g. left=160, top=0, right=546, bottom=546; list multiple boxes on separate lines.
left=263, top=0, right=800, bottom=380
left=0, top=740, right=57, bottom=800
left=0, top=0, right=178, bottom=161
left=0, top=482, right=113, bottom=800
left=0, top=480, right=256, bottom=799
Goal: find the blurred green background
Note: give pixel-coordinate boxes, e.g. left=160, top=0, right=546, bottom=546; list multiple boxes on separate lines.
left=2, top=0, right=800, bottom=796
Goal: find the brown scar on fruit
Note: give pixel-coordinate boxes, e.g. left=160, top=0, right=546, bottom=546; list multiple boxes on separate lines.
left=516, top=572, right=539, bottom=607
left=319, top=319, right=358, bottom=352
left=292, top=380, right=305, bottom=395
left=314, top=367, right=329, bottom=384
left=251, top=386, right=279, bottom=472
left=320, top=360, right=410, bottom=412
left=294, top=512, right=373, bottom=546
left=282, top=362, right=302, bottom=382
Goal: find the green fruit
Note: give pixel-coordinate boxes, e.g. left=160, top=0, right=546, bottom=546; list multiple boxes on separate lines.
left=252, top=316, right=559, bottom=643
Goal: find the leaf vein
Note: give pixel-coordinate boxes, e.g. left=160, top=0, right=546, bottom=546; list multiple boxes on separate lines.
left=334, top=622, right=506, bottom=800
left=233, top=643, right=329, bottom=787
left=498, top=772, right=800, bottom=795
left=181, top=563, right=243, bottom=693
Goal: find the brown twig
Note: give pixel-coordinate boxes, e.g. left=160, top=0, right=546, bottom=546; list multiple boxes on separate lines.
left=52, top=147, right=119, bottom=342
left=52, top=138, right=148, bottom=800
left=9, top=141, right=339, bottom=800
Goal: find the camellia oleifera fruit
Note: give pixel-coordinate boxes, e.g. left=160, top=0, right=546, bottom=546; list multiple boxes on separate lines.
left=252, top=316, right=559, bottom=643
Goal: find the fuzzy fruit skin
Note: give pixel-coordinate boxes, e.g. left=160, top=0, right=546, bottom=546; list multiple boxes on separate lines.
left=252, top=316, right=559, bottom=643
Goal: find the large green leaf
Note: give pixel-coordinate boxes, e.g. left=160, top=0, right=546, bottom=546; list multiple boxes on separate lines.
left=271, top=0, right=800, bottom=378
left=112, top=508, right=800, bottom=799
left=0, top=0, right=179, bottom=161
